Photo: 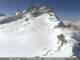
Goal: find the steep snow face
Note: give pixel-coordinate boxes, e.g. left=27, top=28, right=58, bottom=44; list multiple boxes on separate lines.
left=0, top=5, right=79, bottom=57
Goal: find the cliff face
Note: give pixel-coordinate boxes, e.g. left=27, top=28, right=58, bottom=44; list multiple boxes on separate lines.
left=0, top=4, right=79, bottom=57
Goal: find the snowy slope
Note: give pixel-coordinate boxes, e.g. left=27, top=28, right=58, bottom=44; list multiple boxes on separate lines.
left=0, top=4, right=80, bottom=57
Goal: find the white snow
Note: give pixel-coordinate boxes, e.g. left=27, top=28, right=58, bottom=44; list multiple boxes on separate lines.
left=0, top=5, right=79, bottom=57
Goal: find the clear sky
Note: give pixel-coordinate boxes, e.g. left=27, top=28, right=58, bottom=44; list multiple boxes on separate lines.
left=0, top=0, right=80, bottom=18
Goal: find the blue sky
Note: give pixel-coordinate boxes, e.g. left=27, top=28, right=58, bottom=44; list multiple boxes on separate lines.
left=0, top=0, right=80, bottom=18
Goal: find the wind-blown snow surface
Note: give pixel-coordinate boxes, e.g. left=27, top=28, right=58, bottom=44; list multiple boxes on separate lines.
left=0, top=5, right=80, bottom=57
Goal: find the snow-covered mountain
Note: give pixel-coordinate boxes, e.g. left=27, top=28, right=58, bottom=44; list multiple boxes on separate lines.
left=0, top=13, right=5, bottom=16
left=0, top=4, right=80, bottom=57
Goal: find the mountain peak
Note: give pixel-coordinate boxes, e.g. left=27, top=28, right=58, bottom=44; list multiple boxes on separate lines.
left=0, top=5, right=80, bottom=57
left=27, top=4, right=53, bottom=17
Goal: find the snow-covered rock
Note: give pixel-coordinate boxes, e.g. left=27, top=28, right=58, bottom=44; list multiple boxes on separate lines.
left=0, top=4, right=80, bottom=57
